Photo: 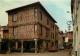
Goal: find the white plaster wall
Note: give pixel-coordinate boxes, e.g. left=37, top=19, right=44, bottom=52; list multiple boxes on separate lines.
left=65, top=37, right=68, bottom=42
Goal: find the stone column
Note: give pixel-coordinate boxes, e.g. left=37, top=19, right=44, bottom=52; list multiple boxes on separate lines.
left=21, top=41, right=23, bottom=53
left=34, top=39, right=37, bottom=53
left=16, top=42, right=18, bottom=50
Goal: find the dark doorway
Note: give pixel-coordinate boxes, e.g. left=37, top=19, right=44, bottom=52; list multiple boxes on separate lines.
left=23, top=41, right=35, bottom=52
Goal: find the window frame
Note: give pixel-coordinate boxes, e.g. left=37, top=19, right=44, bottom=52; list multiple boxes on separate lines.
left=51, top=32, right=52, bottom=38
left=34, top=8, right=37, bottom=18
left=40, top=12, right=42, bottom=20
left=13, top=27, right=18, bottom=36
left=46, top=29, right=49, bottom=37
left=47, top=19, right=49, bottom=25
left=53, top=33, right=54, bottom=39
left=13, top=13, right=17, bottom=22
left=40, top=25, right=42, bottom=35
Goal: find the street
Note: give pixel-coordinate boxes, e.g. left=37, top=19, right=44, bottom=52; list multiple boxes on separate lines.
left=0, top=50, right=70, bottom=56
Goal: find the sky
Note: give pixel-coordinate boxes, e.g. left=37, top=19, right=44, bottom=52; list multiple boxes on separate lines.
left=0, top=0, right=72, bottom=32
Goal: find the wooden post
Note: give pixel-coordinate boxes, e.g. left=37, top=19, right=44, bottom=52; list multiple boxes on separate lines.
left=8, top=45, right=10, bottom=53
left=0, top=42, right=1, bottom=50
left=0, top=38, right=2, bottom=50
left=21, top=41, right=23, bottom=53
left=54, top=25, right=55, bottom=47
left=43, top=41, right=45, bottom=51
left=16, top=42, right=18, bottom=50
left=34, top=39, right=37, bottom=53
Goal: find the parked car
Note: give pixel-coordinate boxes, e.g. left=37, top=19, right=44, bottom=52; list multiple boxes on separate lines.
left=59, top=46, right=64, bottom=50
left=49, top=47, right=58, bottom=52
left=31, top=48, right=35, bottom=52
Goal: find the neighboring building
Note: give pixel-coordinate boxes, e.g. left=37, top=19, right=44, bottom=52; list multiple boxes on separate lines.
left=6, top=2, right=58, bottom=53
left=0, top=26, right=9, bottom=50
left=0, top=26, right=9, bottom=39
left=0, top=26, right=2, bottom=50
left=67, top=31, right=73, bottom=45
left=63, top=31, right=73, bottom=49
left=58, top=30, right=63, bottom=49
left=71, top=0, right=80, bottom=56
left=55, top=25, right=59, bottom=48
left=0, top=26, right=3, bottom=39
left=65, top=37, right=68, bottom=43
left=63, top=33, right=68, bottom=43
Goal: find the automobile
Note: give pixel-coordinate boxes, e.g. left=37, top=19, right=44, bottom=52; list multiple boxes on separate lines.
left=31, top=48, right=35, bottom=52
left=49, top=47, right=58, bottom=52
left=59, top=46, right=64, bottom=50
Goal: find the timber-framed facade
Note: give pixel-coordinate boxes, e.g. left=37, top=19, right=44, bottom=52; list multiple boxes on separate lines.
left=6, top=2, right=58, bottom=53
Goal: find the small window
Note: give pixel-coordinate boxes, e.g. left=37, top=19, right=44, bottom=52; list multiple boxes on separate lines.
left=13, top=13, right=17, bottom=22
left=53, top=33, right=54, bottom=39
left=47, top=19, right=49, bottom=25
left=51, top=32, right=52, bottom=38
left=40, top=25, right=42, bottom=35
left=13, top=27, right=18, bottom=36
left=55, top=35, right=56, bottom=39
left=52, top=42, right=54, bottom=45
left=53, top=25, right=54, bottom=29
left=40, top=12, right=42, bottom=20
left=69, top=39, right=73, bottom=42
left=52, top=42, right=54, bottom=47
left=51, top=23, right=53, bottom=28
left=34, top=8, right=37, bottom=18
left=46, top=29, right=49, bottom=37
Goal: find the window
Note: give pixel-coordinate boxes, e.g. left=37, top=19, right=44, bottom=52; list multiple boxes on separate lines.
left=55, top=35, right=56, bottom=40
left=46, top=29, right=49, bottom=37
left=5, top=36, right=7, bottom=39
left=51, top=23, right=53, bottom=28
left=52, top=42, right=54, bottom=45
left=69, top=39, right=73, bottom=42
left=13, top=27, right=18, bottom=36
left=53, top=33, right=54, bottom=39
left=51, top=32, right=52, bottom=38
left=34, top=25, right=37, bottom=34
left=52, top=42, right=54, bottom=47
left=13, top=13, right=17, bottom=22
left=40, top=25, right=42, bottom=35
left=34, top=8, right=37, bottom=18
left=40, top=12, right=42, bottom=20
left=47, top=19, right=49, bottom=25
left=53, top=25, right=54, bottom=30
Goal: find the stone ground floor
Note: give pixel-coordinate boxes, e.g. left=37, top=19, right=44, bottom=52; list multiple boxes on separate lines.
left=0, top=49, right=71, bottom=56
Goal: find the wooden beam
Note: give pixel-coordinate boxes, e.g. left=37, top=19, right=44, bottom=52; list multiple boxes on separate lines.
left=0, top=42, right=1, bottom=50
left=21, top=40, right=23, bottom=53
left=16, top=42, right=18, bottom=50
left=34, top=39, right=37, bottom=53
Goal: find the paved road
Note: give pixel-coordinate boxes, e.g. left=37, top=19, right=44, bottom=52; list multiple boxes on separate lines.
left=0, top=50, right=70, bottom=56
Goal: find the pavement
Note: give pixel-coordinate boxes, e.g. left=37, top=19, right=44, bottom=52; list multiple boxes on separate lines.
left=0, top=49, right=71, bottom=56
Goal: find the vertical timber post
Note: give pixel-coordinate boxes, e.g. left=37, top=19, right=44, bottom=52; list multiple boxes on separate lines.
left=34, top=39, right=37, bottom=53
left=0, top=42, right=1, bottom=50
left=16, top=42, right=18, bottom=50
left=21, top=40, right=23, bottom=53
left=54, top=25, right=55, bottom=47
